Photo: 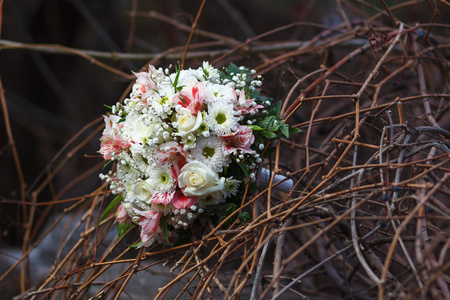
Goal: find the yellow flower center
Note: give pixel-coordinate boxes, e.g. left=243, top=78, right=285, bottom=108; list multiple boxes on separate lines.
left=216, top=113, right=226, bottom=124
left=202, top=147, right=215, bottom=158
left=179, top=115, right=191, bottom=127
left=188, top=173, right=205, bottom=186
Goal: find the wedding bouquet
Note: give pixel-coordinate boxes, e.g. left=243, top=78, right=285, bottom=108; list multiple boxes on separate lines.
left=99, top=62, right=298, bottom=247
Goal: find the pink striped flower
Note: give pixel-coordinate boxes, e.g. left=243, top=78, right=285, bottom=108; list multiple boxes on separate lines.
left=171, top=190, right=196, bottom=210
left=220, top=126, right=255, bottom=154
left=155, top=141, right=187, bottom=175
left=115, top=204, right=131, bottom=224
left=99, top=115, right=129, bottom=160
left=151, top=191, right=176, bottom=206
left=234, top=90, right=264, bottom=115
left=173, top=81, right=204, bottom=115
left=133, top=209, right=162, bottom=244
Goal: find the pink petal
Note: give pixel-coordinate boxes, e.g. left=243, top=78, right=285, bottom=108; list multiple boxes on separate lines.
left=220, top=126, right=255, bottom=154
left=151, top=191, right=175, bottom=206
left=171, top=191, right=196, bottom=209
left=173, top=81, right=204, bottom=115
left=115, top=204, right=131, bottom=224
left=136, top=210, right=162, bottom=243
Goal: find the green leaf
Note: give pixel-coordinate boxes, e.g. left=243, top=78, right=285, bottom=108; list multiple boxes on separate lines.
left=248, top=125, right=263, bottom=131
left=272, top=100, right=282, bottom=115
left=236, top=160, right=250, bottom=178
left=102, top=159, right=114, bottom=169
left=104, top=104, right=112, bottom=110
left=238, top=212, right=251, bottom=222
left=127, top=240, right=144, bottom=248
left=117, top=222, right=133, bottom=239
left=289, top=127, right=302, bottom=135
left=281, top=124, right=289, bottom=138
left=258, top=116, right=274, bottom=128
left=160, top=215, right=172, bottom=245
left=264, top=131, right=278, bottom=139
left=224, top=203, right=237, bottom=215
left=173, top=62, right=182, bottom=92
left=226, top=62, right=239, bottom=75
left=99, top=193, right=123, bottom=223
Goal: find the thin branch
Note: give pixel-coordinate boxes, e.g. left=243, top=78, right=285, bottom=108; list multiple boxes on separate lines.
left=181, top=0, right=207, bottom=69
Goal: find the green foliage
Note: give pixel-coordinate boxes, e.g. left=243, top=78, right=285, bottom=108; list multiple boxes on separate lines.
left=234, top=159, right=250, bottom=178
left=160, top=215, right=172, bottom=245
left=238, top=212, right=251, bottom=222
left=220, top=63, right=259, bottom=97
left=172, top=62, right=183, bottom=92
left=127, top=240, right=144, bottom=248
left=117, top=222, right=133, bottom=239
left=255, top=101, right=301, bottom=140
left=223, top=202, right=237, bottom=215
left=220, top=203, right=238, bottom=227
left=99, top=193, right=123, bottom=223
left=247, top=181, right=259, bottom=195
left=102, top=159, right=114, bottom=169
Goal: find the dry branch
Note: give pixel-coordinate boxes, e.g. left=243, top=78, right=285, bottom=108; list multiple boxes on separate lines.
left=1, top=1, right=449, bottom=299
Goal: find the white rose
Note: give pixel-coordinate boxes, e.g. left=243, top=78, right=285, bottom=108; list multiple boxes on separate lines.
left=178, top=161, right=225, bottom=197
left=177, top=108, right=203, bottom=133
left=133, top=180, right=155, bottom=203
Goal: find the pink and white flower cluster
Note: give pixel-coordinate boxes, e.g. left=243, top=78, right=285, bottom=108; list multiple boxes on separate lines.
left=99, top=62, right=266, bottom=247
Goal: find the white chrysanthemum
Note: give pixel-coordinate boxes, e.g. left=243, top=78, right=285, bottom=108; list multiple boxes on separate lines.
left=132, top=153, right=151, bottom=174
left=189, top=136, right=230, bottom=172
left=119, top=111, right=137, bottom=139
left=203, top=82, right=235, bottom=104
left=115, top=154, right=142, bottom=180
left=123, top=184, right=138, bottom=201
left=198, top=191, right=224, bottom=206
left=148, top=166, right=175, bottom=193
left=202, top=61, right=220, bottom=82
left=188, top=67, right=205, bottom=82
left=223, top=177, right=240, bottom=198
left=130, top=145, right=158, bottom=176
left=206, top=102, right=238, bottom=135
left=121, top=112, right=159, bottom=145
left=157, top=83, right=177, bottom=106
